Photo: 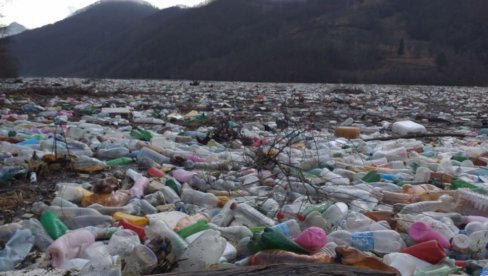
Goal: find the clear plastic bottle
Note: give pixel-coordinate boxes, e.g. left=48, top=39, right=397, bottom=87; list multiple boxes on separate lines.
left=0, top=223, right=22, bottom=243
left=107, top=229, right=140, bottom=259
left=79, top=242, right=121, bottom=276
left=322, top=202, right=348, bottom=232
left=20, top=219, right=53, bottom=251
left=211, top=199, right=236, bottom=227
left=328, top=229, right=406, bottom=254
left=137, top=147, right=170, bottom=165
left=161, top=186, right=181, bottom=204
left=33, top=202, right=104, bottom=218
left=0, top=229, right=34, bottom=272
left=341, top=212, right=390, bottom=232
left=271, top=219, right=302, bottom=238
left=51, top=197, right=79, bottom=208
left=181, top=184, right=218, bottom=207
left=174, top=229, right=226, bottom=272
left=145, top=220, right=188, bottom=262
left=96, top=147, right=129, bottom=160
left=62, top=215, right=114, bottom=229
left=399, top=195, right=457, bottom=214
left=208, top=223, right=253, bottom=243
left=233, top=203, right=276, bottom=227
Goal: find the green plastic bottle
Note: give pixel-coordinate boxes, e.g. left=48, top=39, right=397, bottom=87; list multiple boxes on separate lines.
left=40, top=211, right=68, bottom=240
left=130, top=128, right=153, bottom=141
left=165, top=178, right=182, bottom=195
left=362, top=171, right=381, bottom=183
left=303, top=201, right=333, bottom=216
left=451, top=178, right=478, bottom=190
left=248, top=227, right=308, bottom=254
left=177, top=219, right=209, bottom=239
left=106, top=157, right=134, bottom=166
left=451, top=155, right=468, bottom=162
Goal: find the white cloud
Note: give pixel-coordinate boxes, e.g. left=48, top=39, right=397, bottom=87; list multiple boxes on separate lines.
left=1, top=0, right=206, bottom=29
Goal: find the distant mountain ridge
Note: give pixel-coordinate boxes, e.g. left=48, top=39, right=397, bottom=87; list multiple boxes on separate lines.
left=7, top=0, right=488, bottom=86
left=0, top=22, right=27, bottom=38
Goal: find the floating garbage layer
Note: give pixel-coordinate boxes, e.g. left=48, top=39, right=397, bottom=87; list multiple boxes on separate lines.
left=0, top=79, right=488, bottom=275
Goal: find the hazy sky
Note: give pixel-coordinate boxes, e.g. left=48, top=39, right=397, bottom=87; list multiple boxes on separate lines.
left=1, top=0, right=206, bottom=29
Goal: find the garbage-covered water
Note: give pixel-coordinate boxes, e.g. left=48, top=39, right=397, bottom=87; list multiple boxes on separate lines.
left=0, top=78, right=487, bottom=275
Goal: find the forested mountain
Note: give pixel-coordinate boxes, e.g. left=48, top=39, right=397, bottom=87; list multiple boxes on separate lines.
left=7, top=0, right=488, bottom=85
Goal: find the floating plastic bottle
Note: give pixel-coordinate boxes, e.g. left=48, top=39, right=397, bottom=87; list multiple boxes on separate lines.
left=0, top=229, right=34, bottom=272
left=174, top=229, right=226, bottom=272
left=20, top=219, right=53, bottom=251
left=248, top=249, right=334, bottom=265
left=40, top=210, right=69, bottom=240
left=47, top=229, right=96, bottom=267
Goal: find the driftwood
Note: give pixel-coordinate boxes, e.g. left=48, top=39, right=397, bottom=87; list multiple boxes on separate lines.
left=363, top=132, right=468, bottom=141
left=156, top=263, right=398, bottom=276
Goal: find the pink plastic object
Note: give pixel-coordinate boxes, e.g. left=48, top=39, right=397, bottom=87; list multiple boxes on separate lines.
left=171, top=169, right=197, bottom=183
left=186, top=154, right=206, bottom=163
left=294, top=227, right=327, bottom=253
left=46, top=229, right=96, bottom=267
left=408, top=221, right=450, bottom=249
left=129, top=176, right=150, bottom=198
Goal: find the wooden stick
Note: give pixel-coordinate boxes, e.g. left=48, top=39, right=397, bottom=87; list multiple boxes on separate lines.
left=158, top=263, right=398, bottom=276
left=363, top=133, right=468, bottom=141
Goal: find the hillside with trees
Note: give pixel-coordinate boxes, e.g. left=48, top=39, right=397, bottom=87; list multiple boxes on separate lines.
left=7, top=0, right=488, bottom=85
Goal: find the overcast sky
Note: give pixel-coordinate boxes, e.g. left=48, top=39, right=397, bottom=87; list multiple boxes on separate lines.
left=1, top=0, right=207, bottom=29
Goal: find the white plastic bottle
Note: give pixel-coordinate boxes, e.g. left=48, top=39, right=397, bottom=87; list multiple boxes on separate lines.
left=208, top=223, right=253, bottom=243
left=322, top=202, right=348, bottom=232
left=328, top=230, right=406, bottom=254
left=271, top=219, right=302, bottom=238
left=233, top=203, right=276, bottom=227
left=211, top=199, right=236, bottom=227
left=341, top=212, right=390, bottom=232
left=399, top=195, right=457, bottom=214
left=181, top=184, right=218, bottom=207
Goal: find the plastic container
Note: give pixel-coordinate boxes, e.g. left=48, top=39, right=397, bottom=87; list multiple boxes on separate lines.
left=145, top=220, right=188, bottom=261
left=177, top=219, right=209, bottom=239
left=400, top=240, right=446, bottom=264
left=181, top=184, right=218, bottom=207
left=107, top=229, right=140, bottom=258
left=62, top=215, right=114, bottom=229
left=0, top=229, right=34, bottom=272
left=20, top=219, right=53, bottom=251
left=248, top=227, right=308, bottom=254
left=248, top=249, right=334, bottom=265
left=0, top=223, right=22, bottom=243
left=391, top=120, right=427, bottom=135
left=271, top=219, right=302, bottom=239
left=96, top=147, right=129, bottom=160
left=208, top=223, right=253, bottom=243
left=408, top=221, right=450, bottom=249
left=112, top=212, right=149, bottom=227
left=328, top=230, right=406, bottom=254
left=119, top=218, right=146, bottom=241
left=174, top=229, right=226, bottom=272
left=233, top=203, right=276, bottom=228
left=137, top=147, right=170, bottom=165
left=40, top=210, right=69, bottom=240
left=335, top=127, right=360, bottom=139
left=211, top=199, right=236, bottom=227
left=47, top=229, right=96, bottom=267
left=456, top=189, right=488, bottom=216
left=294, top=226, right=327, bottom=253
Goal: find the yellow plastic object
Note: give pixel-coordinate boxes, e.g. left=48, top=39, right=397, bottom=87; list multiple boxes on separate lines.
left=112, top=212, right=149, bottom=227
